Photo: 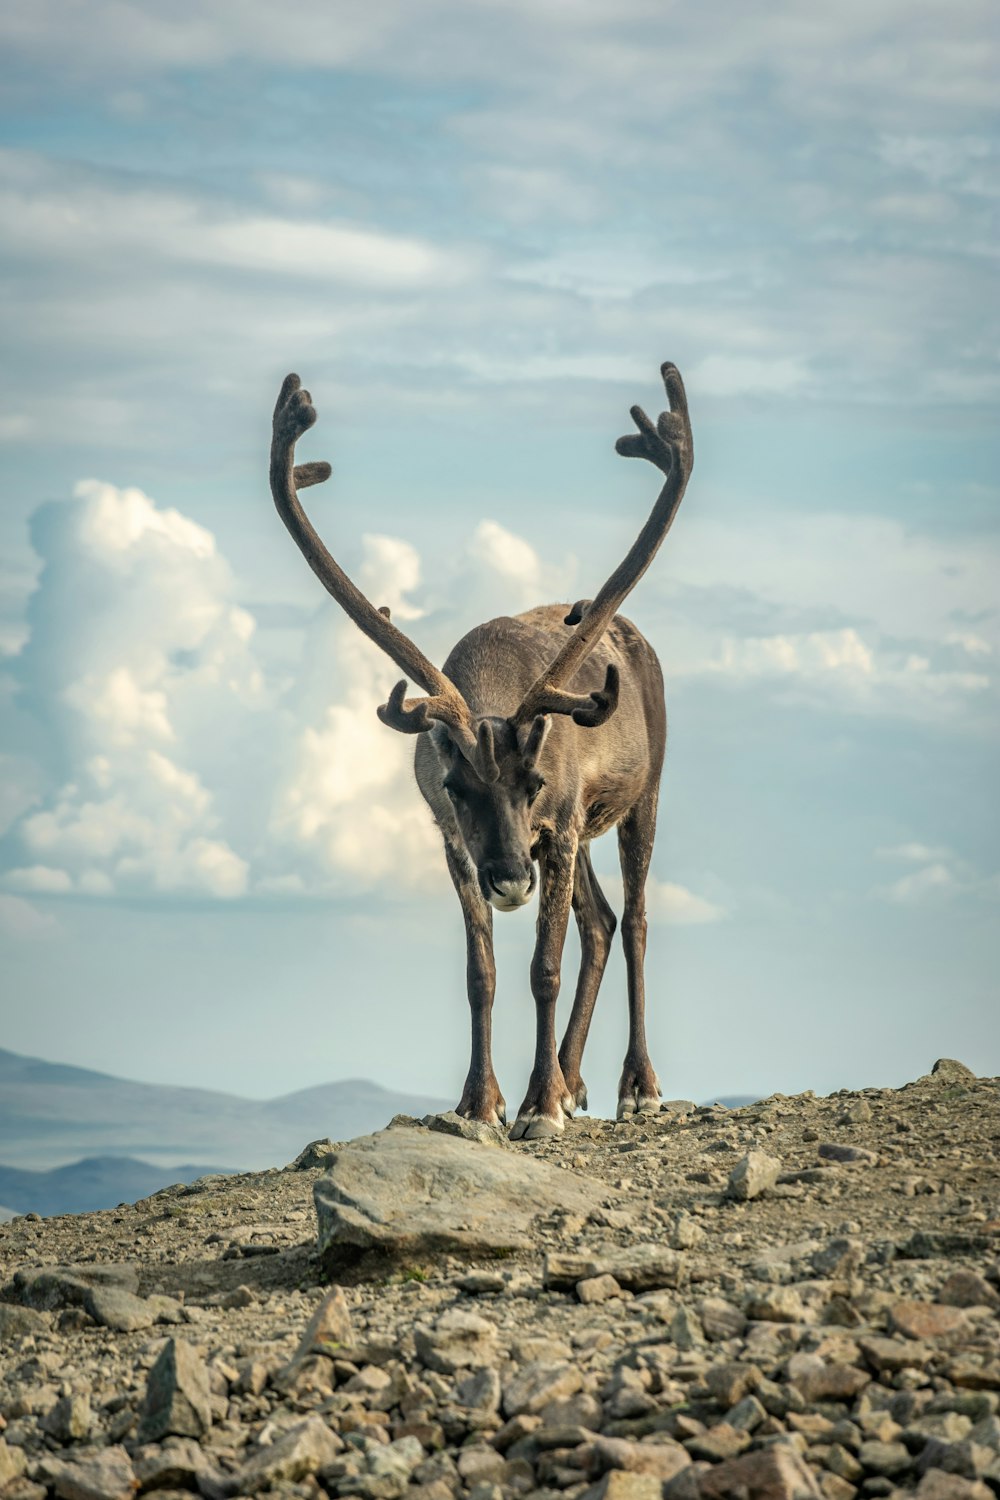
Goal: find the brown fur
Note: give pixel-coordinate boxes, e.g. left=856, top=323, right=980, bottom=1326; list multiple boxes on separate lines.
left=268, top=364, right=694, bottom=1137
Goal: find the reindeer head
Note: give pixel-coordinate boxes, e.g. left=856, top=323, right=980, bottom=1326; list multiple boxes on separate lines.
left=427, top=714, right=548, bottom=909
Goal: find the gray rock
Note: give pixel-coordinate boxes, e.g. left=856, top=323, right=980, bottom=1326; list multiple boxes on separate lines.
left=929, top=1058, right=977, bottom=1082
left=44, top=1446, right=136, bottom=1500
left=725, top=1394, right=767, bottom=1432
left=145, top=1293, right=185, bottom=1324
left=368, top=1436, right=425, bottom=1483
left=236, top=1414, right=344, bottom=1492
left=291, top=1138, right=339, bottom=1169
left=544, top=1243, right=683, bottom=1292
left=818, top=1142, right=878, bottom=1164
left=969, top=1415, right=1000, bottom=1452
left=0, top=1439, right=27, bottom=1487
left=744, top=1286, right=809, bottom=1323
left=133, top=1437, right=214, bottom=1491
left=137, top=1337, right=213, bottom=1442
left=916, top=1472, right=994, bottom=1500
left=811, top=1236, right=863, bottom=1277
left=693, top=1445, right=822, bottom=1498
left=837, top=1099, right=872, bottom=1124
left=670, top=1304, right=705, bottom=1350
left=455, top=1445, right=506, bottom=1485
left=938, top=1270, right=999, bottom=1308
left=699, top=1297, right=747, bottom=1341
left=11, top=1262, right=139, bottom=1311
left=725, top=1151, right=783, bottom=1201
left=0, top=1302, right=51, bottom=1340
left=424, top=1110, right=509, bottom=1148
left=86, top=1285, right=156, bottom=1332
left=585, top=1435, right=690, bottom=1482
left=502, top=1361, right=582, bottom=1417
left=314, top=1126, right=616, bottom=1258
left=917, top=1436, right=994, bottom=1481
left=860, top=1438, right=912, bottom=1476
left=786, top=1352, right=870, bottom=1402
left=41, top=1395, right=92, bottom=1443
left=577, top=1274, right=623, bottom=1305
left=455, top=1366, right=502, bottom=1412
left=584, top=1475, right=665, bottom=1500
left=668, top=1213, right=706, bottom=1250
left=414, top=1307, right=499, bottom=1373
left=290, top=1286, right=354, bottom=1360
left=903, top=1229, right=996, bottom=1258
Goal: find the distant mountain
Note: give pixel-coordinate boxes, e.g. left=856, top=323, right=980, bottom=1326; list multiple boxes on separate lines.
left=0, top=1047, right=451, bottom=1175
left=0, top=1156, right=235, bottom=1217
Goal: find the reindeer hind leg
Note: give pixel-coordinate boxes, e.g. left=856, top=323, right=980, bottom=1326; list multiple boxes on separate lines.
left=558, top=846, right=617, bottom=1112
left=616, top=786, right=662, bottom=1120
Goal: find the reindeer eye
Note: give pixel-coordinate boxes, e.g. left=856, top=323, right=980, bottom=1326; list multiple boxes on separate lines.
left=527, top=778, right=545, bottom=805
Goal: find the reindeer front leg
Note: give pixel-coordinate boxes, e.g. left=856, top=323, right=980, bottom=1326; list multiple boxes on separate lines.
left=510, top=834, right=578, bottom=1140
left=444, top=843, right=506, bottom=1127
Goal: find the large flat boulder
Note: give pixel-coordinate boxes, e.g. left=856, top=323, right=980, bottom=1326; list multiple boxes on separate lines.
left=314, top=1126, right=618, bottom=1259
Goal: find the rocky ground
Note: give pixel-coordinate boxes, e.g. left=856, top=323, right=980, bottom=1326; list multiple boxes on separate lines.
left=1, top=1058, right=998, bottom=1500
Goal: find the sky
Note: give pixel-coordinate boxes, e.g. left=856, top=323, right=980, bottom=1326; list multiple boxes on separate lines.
left=0, top=0, right=997, bottom=1130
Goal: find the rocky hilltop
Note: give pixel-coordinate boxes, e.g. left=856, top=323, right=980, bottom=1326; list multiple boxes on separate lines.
left=1, top=1060, right=998, bottom=1500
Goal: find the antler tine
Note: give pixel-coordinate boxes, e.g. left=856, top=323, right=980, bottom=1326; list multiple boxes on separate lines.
left=376, top=684, right=499, bottom=782
left=270, top=374, right=480, bottom=759
left=513, top=361, right=693, bottom=727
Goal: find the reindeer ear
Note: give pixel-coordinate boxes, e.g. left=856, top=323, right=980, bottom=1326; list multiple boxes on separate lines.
left=520, top=715, right=551, bottom=766
left=429, top=722, right=457, bottom=758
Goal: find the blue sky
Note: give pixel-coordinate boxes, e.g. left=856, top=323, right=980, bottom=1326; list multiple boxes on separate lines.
left=0, top=1, right=997, bottom=1125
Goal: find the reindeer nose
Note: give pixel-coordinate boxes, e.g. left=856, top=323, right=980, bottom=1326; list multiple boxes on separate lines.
left=483, top=861, right=535, bottom=908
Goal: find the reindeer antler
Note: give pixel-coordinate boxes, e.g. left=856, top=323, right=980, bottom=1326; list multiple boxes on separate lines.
left=513, top=362, right=693, bottom=727
left=269, top=374, right=500, bottom=782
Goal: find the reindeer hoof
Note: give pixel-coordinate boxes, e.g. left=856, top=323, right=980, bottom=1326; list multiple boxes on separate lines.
left=561, top=1076, right=588, bottom=1111
left=510, top=1111, right=564, bottom=1141
left=456, top=1079, right=507, bottom=1129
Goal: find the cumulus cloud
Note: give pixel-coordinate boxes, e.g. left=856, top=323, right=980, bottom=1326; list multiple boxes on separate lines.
left=4, top=479, right=260, bottom=900
left=0, top=484, right=574, bottom=902
left=2, top=474, right=996, bottom=909
left=672, top=625, right=990, bottom=719
left=653, top=512, right=999, bottom=724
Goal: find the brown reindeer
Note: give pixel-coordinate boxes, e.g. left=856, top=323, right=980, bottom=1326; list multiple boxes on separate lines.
left=269, top=362, right=693, bottom=1138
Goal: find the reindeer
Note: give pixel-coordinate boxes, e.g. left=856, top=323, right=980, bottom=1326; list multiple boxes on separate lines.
left=269, top=362, right=693, bottom=1139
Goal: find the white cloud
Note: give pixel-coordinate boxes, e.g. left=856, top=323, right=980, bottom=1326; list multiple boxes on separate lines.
left=0, top=152, right=469, bottom=291
left=0, top=488, right=573, bottom=903
left=881, top=862, right=958, bottom=905
left=0, top=892, right=58, bottom=937
left=671, top=625, right=990, bottom=720
left=3, top=480, right=260, bottom=900
left=647, top=878, right=726, bottom=926
left=596, top=871, right=726, bottom=926
left=655, top=511, right=999, bottom=723
left=876, top=842, right=953, bottom=864
left=6, top=865, right=74, bottom=894
left=873, top=844, right=999, bottom=908
left=3, top=474, right=997, bottom=911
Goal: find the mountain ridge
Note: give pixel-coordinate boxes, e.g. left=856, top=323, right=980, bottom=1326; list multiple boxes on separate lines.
left=0, top=1046, right=451, bottom=1176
